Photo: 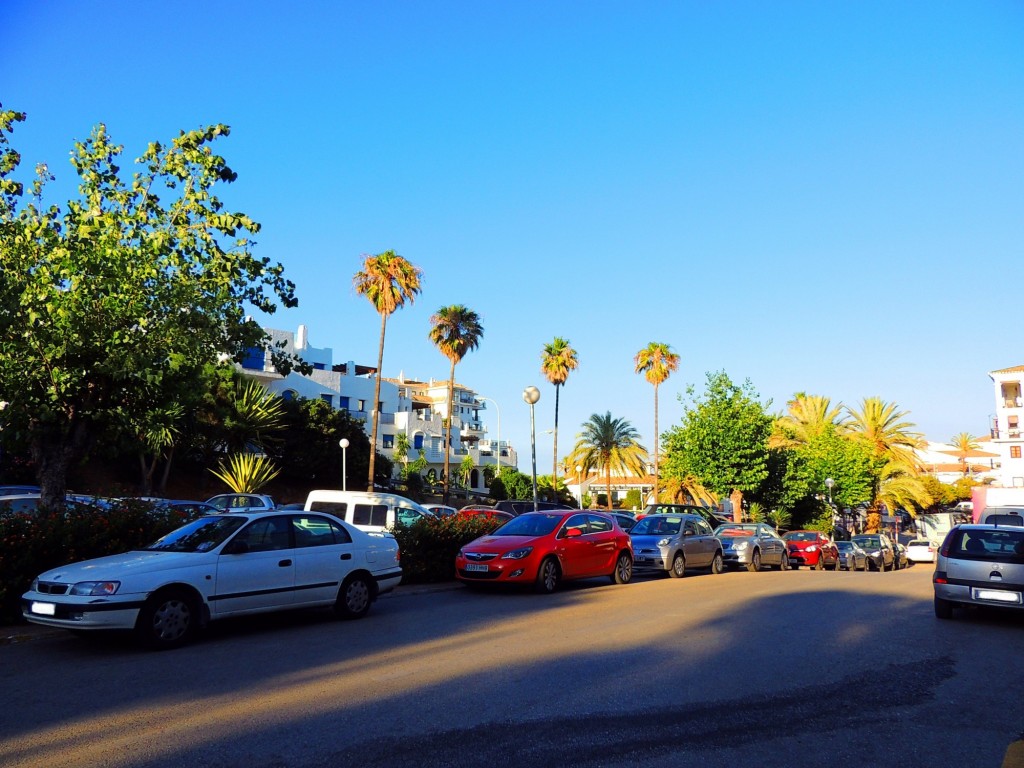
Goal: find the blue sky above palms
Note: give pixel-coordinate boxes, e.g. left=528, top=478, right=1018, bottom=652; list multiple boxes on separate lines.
left=3, top=1, right=1021, bottom=476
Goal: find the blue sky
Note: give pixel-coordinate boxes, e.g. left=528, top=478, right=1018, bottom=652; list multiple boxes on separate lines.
left=3, top=2, right=1022, bottom=478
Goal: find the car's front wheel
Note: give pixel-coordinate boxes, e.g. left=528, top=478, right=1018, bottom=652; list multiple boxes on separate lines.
left=611, top=551, right=633, bottom=584
left=778, top=552, right=790, bottom=571
left=335, top=573, right=373, bottom=619
left=535, top=557, right=560, bottom=594
left=669, top=553, right=686, bottom=579
left=710, top=551, right=724, bottom=575
left=746, top=550, right=761, bottom=572
left=934, top=596, right=954, bottom=620
left=815, top=554, right=825, bottom=571
left=135, top=588, right=197, bottom=650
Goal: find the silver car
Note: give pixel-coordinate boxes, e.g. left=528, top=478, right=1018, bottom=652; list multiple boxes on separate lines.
left=934, top=524, right=1024, bottom=620
left=714, top=522, right=789, bottom=571
left=835, top=539, right=868, bottom=571
left=630, top=513, right=723, bottom=577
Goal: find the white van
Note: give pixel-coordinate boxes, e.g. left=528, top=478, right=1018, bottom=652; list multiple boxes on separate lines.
left=303, top=490, right=434, bottom=534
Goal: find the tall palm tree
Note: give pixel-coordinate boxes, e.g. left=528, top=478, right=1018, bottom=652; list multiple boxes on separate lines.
left=634, top=342, right=679, bottom=504
left=950, top=432, right=980, bottom=475
left=768, top=392, right=847, bottom=450
left=428, top=305, right=483, bottom=505
left=541, top=337, right=579, bottom=498
left=353, top=250, right=423, bottom=489
left=569, top=412, right=648, bottom=511
left=846, top=397, right=925, bottom=470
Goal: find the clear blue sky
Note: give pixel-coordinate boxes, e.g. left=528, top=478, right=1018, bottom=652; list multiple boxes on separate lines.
left=3, top=2, right=1022, bottom=478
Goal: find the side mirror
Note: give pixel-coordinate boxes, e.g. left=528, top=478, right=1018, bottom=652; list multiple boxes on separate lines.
left=564, top=527, right=583, bottom=539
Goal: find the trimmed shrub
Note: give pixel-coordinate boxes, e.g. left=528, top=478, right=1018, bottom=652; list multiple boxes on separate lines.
left=390, top=514, right=505, bottom=584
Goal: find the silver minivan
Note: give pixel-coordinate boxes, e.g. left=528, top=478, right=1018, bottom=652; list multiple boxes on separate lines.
left=933, top=524, right=1024, bottom=619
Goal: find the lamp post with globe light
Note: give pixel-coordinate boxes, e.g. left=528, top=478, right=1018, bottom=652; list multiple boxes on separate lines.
left=339, top=438, right=350, bottom=491
left=576, top=464, right=584, bottom=509
left=522, top=386, right=540, bottom=512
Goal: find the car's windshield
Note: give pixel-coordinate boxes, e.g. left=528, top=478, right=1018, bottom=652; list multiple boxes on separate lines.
left=853, top=536, right=880, bottom=549
left=145, top=516, right=247, bottom=553
left=631, top=517, right=682, bottom=536
left=491, top=513, right=563, bottom=537
left=836, top=541, right=853, bottom=550
left=784, top=531, right=817, bottom=542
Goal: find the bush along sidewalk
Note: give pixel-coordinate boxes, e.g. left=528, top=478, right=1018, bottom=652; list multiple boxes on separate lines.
left=389, top=514, right=504, bottom=583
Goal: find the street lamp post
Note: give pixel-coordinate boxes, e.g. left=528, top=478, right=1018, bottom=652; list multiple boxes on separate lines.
left=825, top=476, right=836, bottom=531
left=576, top=464, right=584, bottom=509
left=339, top=438, right=350, bottom=491
left=522, top=386, right=541, bottom=512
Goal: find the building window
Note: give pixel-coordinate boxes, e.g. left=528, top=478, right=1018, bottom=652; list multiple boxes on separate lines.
left=240, top=347, right=264, bottom=370
left=357, top=399, right=366, bottom=412
left=281, top=389, right=297, bottom=401
left=382, top=434, right=394, bottom=449
left=413, top=434, right=424, bottom=450
left=320, top=394, right=333, bottom=407
left=1012, top=446, right=1022, bottom=459
left=339, top=396, right=350, bottom=410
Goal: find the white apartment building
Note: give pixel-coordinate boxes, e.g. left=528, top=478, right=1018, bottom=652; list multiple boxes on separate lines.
left=988, top=365, right=1024, bottom=488
left=239, top=325, right=516, bottom=492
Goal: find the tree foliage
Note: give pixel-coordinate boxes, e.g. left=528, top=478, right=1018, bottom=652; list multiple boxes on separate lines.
left=0, top=108, right=301, bottom=506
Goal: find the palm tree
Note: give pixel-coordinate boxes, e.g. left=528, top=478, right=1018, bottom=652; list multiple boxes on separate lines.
left=950, top=432, right=980, bottom=475
left=768, top=392, right=847, bottom=450
left=660, top=474, right=717, bottom=507
left=634, top=342, right=679, bottom=504
left=354, top=250, right=423, bottom=489
left=569, top=412, right=648, bottom=511
left=428, top=305, right=483, bottom=505
left=541, top=337, right=579, bottom=498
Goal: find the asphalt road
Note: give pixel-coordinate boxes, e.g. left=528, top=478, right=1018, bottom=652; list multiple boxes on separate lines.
left=1, top=564, right=1021, bottom=768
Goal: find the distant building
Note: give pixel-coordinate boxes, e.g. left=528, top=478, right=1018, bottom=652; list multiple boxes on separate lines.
left=988, top=365, right=1024, bottom=488
left=240, top=325, right=516, bottom=492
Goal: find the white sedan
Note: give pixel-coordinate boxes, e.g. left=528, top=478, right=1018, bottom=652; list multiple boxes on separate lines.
left=21, top=509, right=402, bottom=649
left=905, top=538, right=938, bottom=564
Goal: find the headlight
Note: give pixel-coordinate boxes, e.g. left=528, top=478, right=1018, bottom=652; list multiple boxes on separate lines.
left=70, top=581, right=120, bottom=596
left=502, top=547, right=534, bottom=560
left=733, top=541, right=749, bottom=551
left=807, top=545, right=818, bottom=552
left=30, top=578, right=39, bottom=591
left=657, top=538, right=671, bottom=547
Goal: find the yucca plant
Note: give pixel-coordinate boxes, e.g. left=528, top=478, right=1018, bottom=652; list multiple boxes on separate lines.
left=209, top=453, right=281, bottom=493
left=768, top=508, right=792, bottom=532
left=746, top=502, right=766, bottom=523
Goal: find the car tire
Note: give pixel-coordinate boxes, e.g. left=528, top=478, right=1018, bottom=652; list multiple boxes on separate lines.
left=934, top=596, right=954, bottom=620
left=135, top=588, right=198, bottom=650
left=746, top=550, right=761, bottom=572
left=669, top=553, right=686, bottom=579
left=611, top=551, right=633, bottom=584
left=535, top=557, right=560, bottom=594
left=815, top=555, right=824, bottom=571
left=336, top=573, right=373, bottom=619
left=778, top=552, right=790, bottom=571
left=710, top=551, right=724, bottom=575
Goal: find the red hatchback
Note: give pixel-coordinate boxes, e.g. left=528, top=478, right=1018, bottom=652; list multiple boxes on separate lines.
left=783, top=530, right=840, bottom=570
left=455, top=511, right=634, bottom=593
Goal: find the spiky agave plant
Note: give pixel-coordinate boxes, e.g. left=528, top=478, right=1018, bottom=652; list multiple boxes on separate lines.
left=209, top=453, right=281, bottom=493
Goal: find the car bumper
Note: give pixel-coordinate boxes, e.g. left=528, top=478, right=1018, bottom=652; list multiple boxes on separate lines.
left=455, top=557, right=539, bottom=583
left=633, top=548, right=671, bottom=572
left=721, top=550, right=751, bottom=566
left=934, top=583, right=1024, bottom=610
left=788, top=551, right=819, bottom=567
left=21, top=592, right=145, bottom=631
left=374, top=569, right=403, bottom=595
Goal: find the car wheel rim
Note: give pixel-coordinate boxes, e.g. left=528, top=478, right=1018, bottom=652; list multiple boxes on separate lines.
left=543, top=562, right=557, bottom=591
left=153, top=599, right=190, bottom=641
left=673, top=556, right=684, bottom=577
left=346, top=580, right=370, bottom=613
left=618, top=555, right=632, bottom=582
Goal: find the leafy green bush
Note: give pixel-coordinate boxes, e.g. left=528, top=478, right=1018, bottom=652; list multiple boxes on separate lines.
left=390, top=514, right=504, bottom=584
left=0, top=500, right=201, bottom=624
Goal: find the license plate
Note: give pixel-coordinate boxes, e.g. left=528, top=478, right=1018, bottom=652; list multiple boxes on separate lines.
left=635, top=556, right=647, bottom=562
left=975, top=589, right=1021, bottom=604
left=31, top=602, right=56, bottom=616
left=465, top=563, right=489, bottom=573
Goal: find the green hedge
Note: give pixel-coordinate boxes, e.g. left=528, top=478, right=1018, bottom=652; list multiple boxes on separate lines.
left=0, top=501, right=201, bottom=624
left=389, top=514, right=505, bottom=583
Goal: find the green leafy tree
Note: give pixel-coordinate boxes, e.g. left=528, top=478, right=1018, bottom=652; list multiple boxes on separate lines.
left=394, top=433, right=411, bottom=478
left=270, top=397, right=367, bottom=490
left=428, top=305, right=483, bottom=505
left=541, top=337, right=579, bottom=494
left=0, top=109, right=301, bottom=508
left=568, top=412, right=648, bottom=511
left=634, top=341, right=680, bottom=503
left=353, top=250, right=422, bottom=488
left=661, top=371, right=772, bottom=520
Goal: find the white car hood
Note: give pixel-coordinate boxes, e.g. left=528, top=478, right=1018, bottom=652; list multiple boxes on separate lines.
left=39, top=550, right=210, bottom=582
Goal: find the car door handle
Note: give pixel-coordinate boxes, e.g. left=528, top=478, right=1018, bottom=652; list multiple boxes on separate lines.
left=278, top=559, right=292, bottom=567
left=340, top=553, right=352, bottom=560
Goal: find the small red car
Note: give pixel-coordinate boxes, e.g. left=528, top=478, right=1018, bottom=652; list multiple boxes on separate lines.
left=458, top=506, right=514, bottom=522
left=455, top=510, right=634, bottom=593
left=783, top=530, right=840, bottom=570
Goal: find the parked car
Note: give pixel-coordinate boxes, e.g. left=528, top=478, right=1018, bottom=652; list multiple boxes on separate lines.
left=0, top=494, right=92, bottom=515
left=629, top=513, right=724, bottom=578
left=850, top=533, right=896, bottom=571
left=639, top=503, right=730, bottom=529
left=205, top=493, right=277, bottom=513
left=934, top=524, right=1024, bottom=620
left=455, top=510, right=633, bottom=593
left=835, top=540, right=867, bottom=571
left=458, top=506, right=514, bottom=523
left=423, top=504, right=458, bottom=517
left=783, top=530, right=840, bottom=570
left=21, top=509, right=403, bottom=648
left=609, top=512, right=638, bottom=532
left=906, top=538, right=938, bottom=564
left=714, top=522, right=789, bottom=571
left=304, top=490, right=434, bottom=533
left=978, top=508, right=1024, bottom=527
left=892, top=541, right=909, bottom=569
left=0, top=485, right=41, bottom=497
left=492, top=499, right=574, bottom=516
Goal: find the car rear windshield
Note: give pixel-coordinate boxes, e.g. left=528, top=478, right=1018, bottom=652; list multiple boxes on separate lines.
left=948, top=529, right=1024, bottom=562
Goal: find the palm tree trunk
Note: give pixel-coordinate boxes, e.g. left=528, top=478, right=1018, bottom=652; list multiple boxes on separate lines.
left=368, top=313, right=387, bottom=489
left=653, top=382, right=659, bottom=504
left=443, top=360, right=455, bottom=505
left=606, top=454, right=613, bottom=511
left=552, top=383, right=560, bottom=502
